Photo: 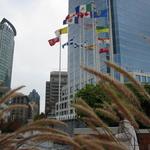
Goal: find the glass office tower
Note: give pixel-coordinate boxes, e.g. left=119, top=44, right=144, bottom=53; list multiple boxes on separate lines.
left=57, top=0, right=150, bottom=120
left=0, top=18, right=16, bottom=88
left=111, top=0, right=150, bottom=79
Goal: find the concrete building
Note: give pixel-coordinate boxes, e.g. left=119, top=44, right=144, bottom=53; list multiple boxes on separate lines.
left=28, top=89, right=40, bottom=118
left=0, top=18, right=16, bottom=88
left=56, top=0, right=150, bottom=120
left=45, top=71, right=67, bottom=117
left=11, top=95, right=30, bottom=124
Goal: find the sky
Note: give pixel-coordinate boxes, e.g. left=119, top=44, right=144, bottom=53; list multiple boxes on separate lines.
left=0, top=0, right=68, bottom=112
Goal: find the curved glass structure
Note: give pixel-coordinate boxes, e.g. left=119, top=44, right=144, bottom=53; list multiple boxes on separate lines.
left=0, top=18, right=16, bottom=88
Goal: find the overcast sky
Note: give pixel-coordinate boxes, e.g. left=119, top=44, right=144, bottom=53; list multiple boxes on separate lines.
left=0, top=0, right=68, bottom=112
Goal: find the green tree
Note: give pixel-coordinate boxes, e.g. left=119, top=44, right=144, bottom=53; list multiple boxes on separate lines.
left=34, top=112, right=46, bottom=121
left=75, top=84, right=110, bottom=108
left=126, top=83, right=150, bottom=117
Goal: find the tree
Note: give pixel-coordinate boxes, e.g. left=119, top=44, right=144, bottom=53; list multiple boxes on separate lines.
left=75, top=84, right=111, bottom=109
left=34, top=112, right=46, bottom=121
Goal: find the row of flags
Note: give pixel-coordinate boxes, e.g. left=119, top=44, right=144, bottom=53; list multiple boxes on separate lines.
left=61, top=38, right=110, bottom=54
left=48, top=2, right=110, bottom=54
left=63, top=9, right=108, bottom=25
left=48, top=25, right=109, bottom=46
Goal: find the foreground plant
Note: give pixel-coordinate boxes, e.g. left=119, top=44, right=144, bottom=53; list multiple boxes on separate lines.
left=1, top=62, right=150, bottom=150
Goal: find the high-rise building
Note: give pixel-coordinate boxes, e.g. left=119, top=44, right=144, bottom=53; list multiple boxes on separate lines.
left=11, top=95, right=30, bottom=124
left=0, top=18, right=16, bottom=88
left=57, top=0, right=150, bottom=120
left=45, top=71, right=67, bottom=117
left=28, top=89, right=40, bottom=118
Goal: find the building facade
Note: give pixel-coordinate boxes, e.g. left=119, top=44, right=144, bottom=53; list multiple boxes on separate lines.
left=0, top=18, right=16, bottom=88
left=11, top=95, right=30, bottom=124
left=45, top=71, right=67, bottom=117
left=56, top=0, right=150, bottom=120
left=28, top=89, right=40, bottom=118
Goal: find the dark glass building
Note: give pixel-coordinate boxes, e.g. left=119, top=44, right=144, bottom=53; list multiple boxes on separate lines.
left=111, top=0, right=150, bottom=80
left=0, top=18, right=16, bottom=88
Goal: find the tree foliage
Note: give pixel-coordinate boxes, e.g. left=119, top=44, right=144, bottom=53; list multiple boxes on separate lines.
left=75, top=84, right=111, bottom=109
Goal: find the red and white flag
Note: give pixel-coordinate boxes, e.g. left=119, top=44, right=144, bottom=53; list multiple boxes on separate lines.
left=99, top=48, right=109, bottom=53
left=48, top=37, right=60, bottom=46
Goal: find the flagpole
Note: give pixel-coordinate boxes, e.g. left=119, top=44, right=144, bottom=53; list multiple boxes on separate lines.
left=58, top=35, right=61, bottom=119
left=107, top=0, right=114, bottom=78
left=79, top=16, right=82, bottom=89
left=83, top=16, right=86, bottom=86
left=92, top=2, right=97, bottom=83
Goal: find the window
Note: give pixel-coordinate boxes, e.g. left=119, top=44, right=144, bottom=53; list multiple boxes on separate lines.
left=136, top=75, right=140, bottom=82
left=148, top=77, right=150, bottom=83
left=141, top=76, right=146, bottom=83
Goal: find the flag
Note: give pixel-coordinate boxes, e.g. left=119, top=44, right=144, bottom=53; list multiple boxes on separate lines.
left=65, top=13, right=76, bottom=20
left=99, top=48, right=109, bottom=53
left=98, top=38, right=110, bottom=44
left=62, top=42, right=68, bottom=49
left=75, top=3, right=92, bottom=13
left=85, top=44, right=96, bottom=50
left=100, top=9, right=108, bottom=17
left=63, top=16, right=78, bottom=25
left=83, top=12, right=91, bottom=18
left=48, top=37, right=59, bottom=46
left=55, top=27, right=68, bottom=36
left=84, top=23, right=93, bottom=30
left=76, top=12, right=91, bottom=18
left=74, top=43, right=79, bottom=48
left=96, top=26, right=109, bottom=33
left=62, top=39, right=74, bottom=48
left=93, top=11, right=101, bottom=18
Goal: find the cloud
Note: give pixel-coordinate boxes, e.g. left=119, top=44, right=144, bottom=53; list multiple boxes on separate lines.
left=0, top=0, right=68, bottom=112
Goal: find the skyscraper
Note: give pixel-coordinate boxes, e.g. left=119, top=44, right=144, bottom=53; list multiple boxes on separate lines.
left=0, top=18, right=16, bottom=88
left=45, top=71, right=67, bottom=117
left=28, top=89, right=40, bottom=117
left=58, top=0, right=150, bottom=120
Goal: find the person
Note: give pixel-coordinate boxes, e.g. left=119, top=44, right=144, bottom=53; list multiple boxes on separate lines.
left=115, top=111, right=139, bottom=150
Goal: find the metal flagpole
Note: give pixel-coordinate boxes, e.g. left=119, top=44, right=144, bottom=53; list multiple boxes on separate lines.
left=79, top=15, right=82, bottom=89
left=107, top=0, right=114, bottom=78
left=67, top=26, right=71, bottom=119
left=58, top=35, right=62, bottom=119
left=83, top=16, right=86, bottom=86
left=92, top=1, right=97, bottom=83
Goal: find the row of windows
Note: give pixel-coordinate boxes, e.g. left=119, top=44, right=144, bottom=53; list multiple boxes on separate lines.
left=56, top=109, right=74, bottom=116
left=56, top=102, right=68, bottom=110
left=135, top=75, right=150, bottom=83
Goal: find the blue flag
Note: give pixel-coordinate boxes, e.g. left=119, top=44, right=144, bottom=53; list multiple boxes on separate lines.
left=93, top=11, right=101, bottom=18
left=100, top=9, right=108, bottom=17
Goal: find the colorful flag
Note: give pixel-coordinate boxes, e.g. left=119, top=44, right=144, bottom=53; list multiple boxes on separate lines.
left=96, top=26, right=109, bottom=33
left=93, top=11, right=101, bottom=18
left=48, top=37, right=59, bottom=46
left=85, top=44, right=96, bottom=50
left=62, top=39, right=74, bottom=48
left=84, top=23, right=93, bottom=30
left=74, top=43, right=79, bottom=48
left=98, top=38, right=110, bottom=44
left=62, top=42, right=68, bottom=49
left=76, top=12, right=92, bottom=18
left=65, top=13, right=76, bottom=20
left=84, top=12, right=91, bottom=18
left=63, top=16, right=78, bottom=25
left=99, top=48, right=109, bottom=53
left=55, top=27, right=68, bottom=36
left=100, top=9, right=108, bottom=17
left=75, top=3, right=92, bottom=13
